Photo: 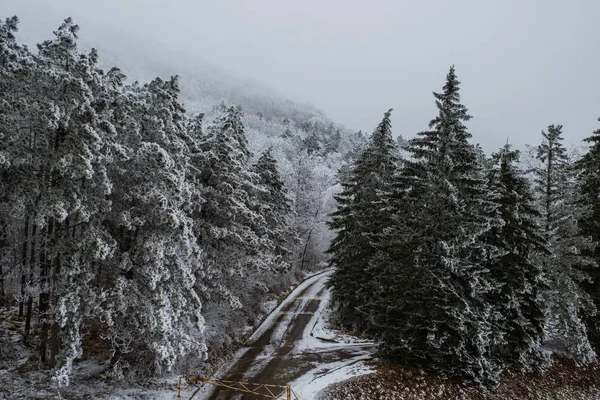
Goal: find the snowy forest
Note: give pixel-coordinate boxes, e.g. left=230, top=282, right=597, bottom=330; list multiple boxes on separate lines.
left=0, top=17, right=364, bottom=385
left=2, top=14, right=600, bottom=394
left=328, top=67, right=600, bottom=387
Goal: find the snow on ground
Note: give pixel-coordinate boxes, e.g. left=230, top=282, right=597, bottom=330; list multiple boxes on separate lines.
left=296, top=287, right=373, bottom=352
left=189, top=270, right=355, bottom=400
left=246, top=270, right=377, bottom=399
left=0, top=270, right=376, bottom=399
left=247, top=270, right=330, bottom=343
left=292, top=357, right=373, bottom=400
left=242, top=272, right=334, bottom=379
left=288, top=277, right=377, bottom=400
left=0, top=356, right=180, bottom=399
left=190, top=269, right=377, bottom=400
left=0, top=305, right=184, bottom=399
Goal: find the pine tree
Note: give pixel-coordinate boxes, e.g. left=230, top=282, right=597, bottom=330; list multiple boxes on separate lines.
left=534, top=125, right=595, bottom=362
left=379, top=67, right=501, bottom=386
left=0, top=16, right=31, bottom=310
left=487, top=144, right=549, bottom=370
left=196, top=106, right=266, bottom=306
left=575, top=118, right=600, bottom=348
left=98, top=76, right=206, bottom=378
left=0, top=18, right=120, bottom=381
left=327, top=109, right=398, bottom=333
left=252, top=147, right=295, bottom=269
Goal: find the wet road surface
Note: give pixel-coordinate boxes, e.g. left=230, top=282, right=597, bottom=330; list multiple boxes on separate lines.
left=202, top=272, right=373, bottom=400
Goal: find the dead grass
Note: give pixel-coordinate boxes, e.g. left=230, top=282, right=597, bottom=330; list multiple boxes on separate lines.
left=319, top=356, right=600, bottom=400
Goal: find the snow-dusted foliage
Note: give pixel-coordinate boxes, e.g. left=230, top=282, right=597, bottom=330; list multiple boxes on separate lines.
left=5, top=13, right=599, bottom=394
left=379, top=67, right=503, bottom=387
left=486, top=145, right=549, bottom=371
left=0, top=15, right=364, bottom=384
left=576, top=119, right=600, bottom=350
left=532, top=125, right=596, bottom=362
left=327, top=109, right=398, bottom=333
left=251, top=147, right=296, bottom=265
left=327, top=67, right=600, bottom=387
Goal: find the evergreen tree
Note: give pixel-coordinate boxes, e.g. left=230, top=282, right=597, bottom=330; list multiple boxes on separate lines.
left=2, top=16, right=359, bottom=384
left=535, top=125, right=568, bottom=236
left=0, top=16, right=34, bottom=311
left=327, top=109, right=398, bottom=333
left=252, top=147, right=295, bottom=268
left=534, top=125, right=595, bottom=362
left=197, top=106, right=266, bottom=307
left=100, top=76, right=206, bottom=378
left=380, top=67, right=502, bottom=386
left=575, top=118, right=600, bottom=348
left=1, top=18, right=120, bottom=380
left=487, top=144, right=549, bottom=370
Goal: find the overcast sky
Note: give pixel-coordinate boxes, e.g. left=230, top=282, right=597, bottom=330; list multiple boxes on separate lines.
left=2, top=0, right=600, bottom=152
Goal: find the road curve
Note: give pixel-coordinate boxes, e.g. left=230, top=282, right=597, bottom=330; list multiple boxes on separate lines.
left=202, top=271, right=372, bottom=400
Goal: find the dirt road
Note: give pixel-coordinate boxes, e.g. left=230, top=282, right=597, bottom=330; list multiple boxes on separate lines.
left=201, top=271, right=374, bottom=400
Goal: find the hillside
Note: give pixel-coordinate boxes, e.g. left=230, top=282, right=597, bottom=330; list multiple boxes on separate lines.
left=0, top=16, right=367, bottom=397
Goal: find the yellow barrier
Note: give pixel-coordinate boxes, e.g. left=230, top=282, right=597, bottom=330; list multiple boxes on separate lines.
left=177, top=376, right=294, bottom=400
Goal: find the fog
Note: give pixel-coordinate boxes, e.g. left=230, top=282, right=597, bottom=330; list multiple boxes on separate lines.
left=2, top=0, right=599, bottom=152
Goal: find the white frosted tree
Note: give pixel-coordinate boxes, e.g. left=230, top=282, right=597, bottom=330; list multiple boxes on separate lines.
left=0, top=18, right=118, bottom=382
left=195, top=106, right=269, bottom=305
left=252, top=147, right=295, bottom=269
left=533, top=125, right=596, bottom=362
left=100, top=76, right=206, bottom=377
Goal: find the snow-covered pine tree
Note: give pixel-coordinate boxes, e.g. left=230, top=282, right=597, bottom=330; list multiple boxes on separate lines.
left=0, top=16, right=32, bottom=311
left=196, top=106, right=266, bottom=306
left=535, top=125, right=568, bottom=236
left=487, top=144, right=549, bottom=370
left=100, top=76, right=206, bottom=378
left=533, top=125, right=596, bottom=362
left=0, top=18, right=118, bottom=382
left=327, top=109, right=398, bottom=333
left=379, top=67, right=502, bottom=386
left=252, top=147, right=295, bottom=269
left=575, top=118, right=600, bottom=348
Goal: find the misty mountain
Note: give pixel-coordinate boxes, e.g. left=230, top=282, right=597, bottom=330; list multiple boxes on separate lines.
left=83, top=32, right=328, bottom=125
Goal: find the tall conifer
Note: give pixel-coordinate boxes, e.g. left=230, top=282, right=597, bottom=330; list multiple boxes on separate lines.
left=576, top=118, right=600, bottom=348
left=487, top=144, right=549, bottom=370
left=327, top=109, right=397, bottom=333
left=534, top=125, right=595, bottom=362
left=380, top=67, right=501, bottom=386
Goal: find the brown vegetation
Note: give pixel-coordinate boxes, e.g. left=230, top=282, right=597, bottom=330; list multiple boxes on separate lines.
left=319, top=356, right=600, bottom=400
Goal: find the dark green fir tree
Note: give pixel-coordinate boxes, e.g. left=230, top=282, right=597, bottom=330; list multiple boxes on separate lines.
left=575, top=118, right=600, bottom=349
left=327, top=109, right=398, bottom=333
left=487, top=144, right=549, bottom=370
left=378, top=67, right=502, bottom=387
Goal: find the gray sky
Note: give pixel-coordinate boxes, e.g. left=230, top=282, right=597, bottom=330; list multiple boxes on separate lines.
left=3, top=0, right=600, bottom=152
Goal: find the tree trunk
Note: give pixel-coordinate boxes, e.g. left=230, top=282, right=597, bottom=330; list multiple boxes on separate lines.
left=40, top=125, right=64, bottom=365
left=24, top=222, right=37, bottom=342
left=0, top=261, right=4, bottom=308
left=0, top=218, right=7, bottom=308
left=300, top=205, right=321, bottom=270
left=19, top=216, right=29, bottom=316
left=48, top=252, right=62, bottom=365
left=109, top=345, right=122, bottom=369
left=39, top=218, right=53, bottom=364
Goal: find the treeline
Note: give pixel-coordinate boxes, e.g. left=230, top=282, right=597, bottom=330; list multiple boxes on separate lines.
left=0, top=16, right=315, bottom=384
left=328, top=66, right=600, bottom=387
